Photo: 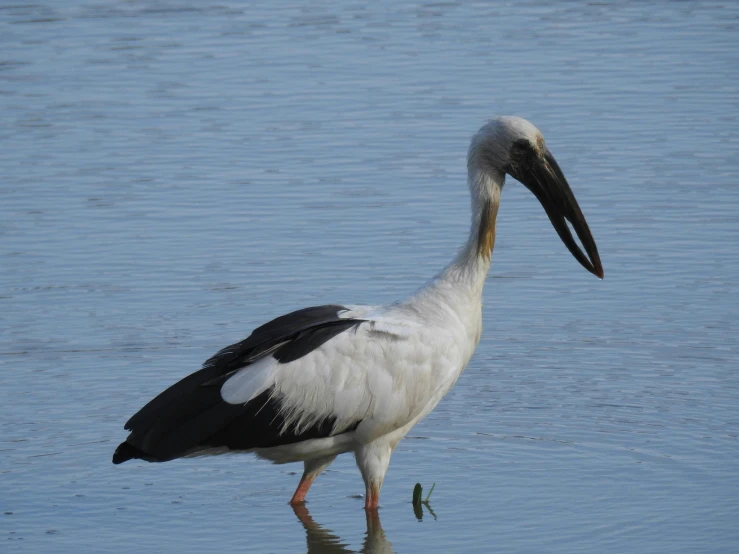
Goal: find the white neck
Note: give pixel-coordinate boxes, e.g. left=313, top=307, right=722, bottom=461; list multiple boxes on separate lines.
left=407, top=167, right=504, bottom=315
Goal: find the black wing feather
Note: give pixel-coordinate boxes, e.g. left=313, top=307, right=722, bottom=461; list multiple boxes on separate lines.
left=113, top=305, right=364, bottom=464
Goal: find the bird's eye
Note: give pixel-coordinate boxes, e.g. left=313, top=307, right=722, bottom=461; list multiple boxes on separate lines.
left=510, top=139, right=534, bottom=159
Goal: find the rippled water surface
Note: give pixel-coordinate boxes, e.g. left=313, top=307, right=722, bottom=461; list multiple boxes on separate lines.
left=2, top=2, right=738, bottom=552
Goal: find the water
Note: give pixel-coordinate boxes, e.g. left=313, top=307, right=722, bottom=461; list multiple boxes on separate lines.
left=2, top=1, right=738, bottom=552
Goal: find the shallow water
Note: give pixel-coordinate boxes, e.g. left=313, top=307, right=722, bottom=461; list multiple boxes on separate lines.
left=2, top=1, right=738, bottom=552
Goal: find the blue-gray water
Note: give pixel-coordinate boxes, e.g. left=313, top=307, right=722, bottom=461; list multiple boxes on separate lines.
left=2, top=2, right=738, bottom=552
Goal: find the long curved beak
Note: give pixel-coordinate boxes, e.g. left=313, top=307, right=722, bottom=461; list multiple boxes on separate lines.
left=515, top=149, right=604, bottom=278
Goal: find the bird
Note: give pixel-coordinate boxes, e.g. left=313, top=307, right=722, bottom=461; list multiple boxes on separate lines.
left=112, top=116, right=603, bottom=510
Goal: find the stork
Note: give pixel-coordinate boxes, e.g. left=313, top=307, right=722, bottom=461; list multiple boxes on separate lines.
left=113, top=116, right=603, bottom=510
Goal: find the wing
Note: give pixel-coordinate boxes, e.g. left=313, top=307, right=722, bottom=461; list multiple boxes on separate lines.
left=112, top=305, right=365, bottom=464
left=222, top=305, right=467, bottom=445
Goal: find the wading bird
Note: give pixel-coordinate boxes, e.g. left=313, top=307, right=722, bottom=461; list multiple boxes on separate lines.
left=113, top=116, right=603, bottom=510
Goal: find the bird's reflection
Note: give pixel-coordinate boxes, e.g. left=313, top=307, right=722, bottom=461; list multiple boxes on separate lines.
left=292, top=504, right=395, bottom=554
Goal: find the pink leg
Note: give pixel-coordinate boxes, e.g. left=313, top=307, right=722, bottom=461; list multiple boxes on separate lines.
left=290, top=473, right=316, bottom=505
left=288, top=455, right=336, bottom=506
left=364, top=482, right=381, bottom=510
left=356, top=440, right=393, bottom=511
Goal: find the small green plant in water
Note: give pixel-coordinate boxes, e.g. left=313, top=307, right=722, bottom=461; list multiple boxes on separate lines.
left=412, top=482, right=437, bottom=520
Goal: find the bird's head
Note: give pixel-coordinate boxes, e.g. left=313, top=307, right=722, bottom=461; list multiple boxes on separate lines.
left=469, top=116, right=604, bottom=279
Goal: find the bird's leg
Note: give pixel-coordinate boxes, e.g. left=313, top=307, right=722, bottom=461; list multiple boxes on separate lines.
left=290, top=475, right=314, bottom=506
left=355, top=439, right=394, bottom=511
left=364, top=482, right=382, bottom=510
left=289, top=455, right=336, bottom=505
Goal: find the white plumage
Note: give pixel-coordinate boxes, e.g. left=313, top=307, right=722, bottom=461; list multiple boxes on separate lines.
left=114, top=116, right=603, bottom=509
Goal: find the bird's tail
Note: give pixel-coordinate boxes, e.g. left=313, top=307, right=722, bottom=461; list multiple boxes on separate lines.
left=112, top=441, right=151, bottom=464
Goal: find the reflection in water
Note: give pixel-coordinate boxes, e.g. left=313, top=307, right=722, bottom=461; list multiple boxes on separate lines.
left=413, top=499, right=437, bottom=522
left=293, top=505, right=395, bottom=554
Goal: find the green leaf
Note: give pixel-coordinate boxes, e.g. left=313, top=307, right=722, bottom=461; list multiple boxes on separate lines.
left=424, top=482, right=436, bottom=502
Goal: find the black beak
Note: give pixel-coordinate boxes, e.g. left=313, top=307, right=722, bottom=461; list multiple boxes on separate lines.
left=511, top=149, right=604, bottom=278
